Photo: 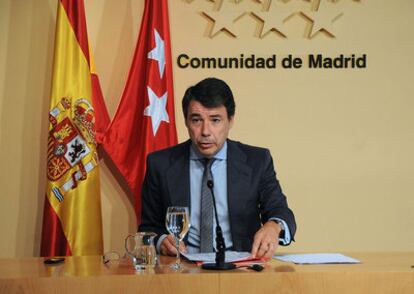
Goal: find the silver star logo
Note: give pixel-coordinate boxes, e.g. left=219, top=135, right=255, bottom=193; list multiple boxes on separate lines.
left=143, top=86, right=170, bottom=136
left=148, top=29, right=166, bottom=78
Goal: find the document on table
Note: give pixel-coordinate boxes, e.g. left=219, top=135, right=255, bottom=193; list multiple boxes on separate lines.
left=181, top=251, right=258, bottom=264
left=274, top=253, right=360, bottom=264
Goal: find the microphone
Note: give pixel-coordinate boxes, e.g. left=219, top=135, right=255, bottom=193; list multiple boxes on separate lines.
left=201, top=179, right=236, bottom=270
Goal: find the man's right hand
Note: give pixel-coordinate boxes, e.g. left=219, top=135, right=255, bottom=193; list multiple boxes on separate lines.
left=160, top=235, right=187, bottom=256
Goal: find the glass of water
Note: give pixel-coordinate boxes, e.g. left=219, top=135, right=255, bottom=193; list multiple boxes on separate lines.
left=165, top=206, right=190, bottom=270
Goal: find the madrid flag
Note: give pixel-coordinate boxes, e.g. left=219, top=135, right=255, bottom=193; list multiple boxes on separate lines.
left=41, top=0, right=107, bottom=256
left=102, top=0, right=177, bottom=222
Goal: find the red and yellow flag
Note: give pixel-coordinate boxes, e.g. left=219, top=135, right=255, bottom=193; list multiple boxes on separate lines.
left=41, top=0, right=107, bottom=256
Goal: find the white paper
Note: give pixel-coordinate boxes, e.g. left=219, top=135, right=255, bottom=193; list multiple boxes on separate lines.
left=181, top=251, right=252, bottom=263
left=274, top=253, right=360, bottom=264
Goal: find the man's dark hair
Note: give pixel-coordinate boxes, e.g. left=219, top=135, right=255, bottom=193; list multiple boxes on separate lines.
left=182, top=77, right=236, bottom=119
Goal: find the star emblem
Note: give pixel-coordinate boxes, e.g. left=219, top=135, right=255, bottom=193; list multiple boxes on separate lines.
left=253, top=0, right=310, bottom=38
left=203, top=0, right=248, bottom=37
left=303, top=0, right=343, bottom=38
left=144, top=86, right=170, bottom=136
left=148, top=29, right=166, bottom=78
left=183, top=0, right=359, bottom=39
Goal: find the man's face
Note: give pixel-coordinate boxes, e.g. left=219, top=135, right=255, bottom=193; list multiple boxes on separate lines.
left=185, top=100, right=234, bottom=158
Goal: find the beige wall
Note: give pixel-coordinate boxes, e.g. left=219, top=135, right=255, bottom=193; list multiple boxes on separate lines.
left=1, top=0, right=413, bottom=258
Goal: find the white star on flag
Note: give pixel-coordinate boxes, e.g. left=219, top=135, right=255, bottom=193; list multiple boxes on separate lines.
left=144, top=86, right=170, bottom=136
left=147, top=29, right=165, bottom=78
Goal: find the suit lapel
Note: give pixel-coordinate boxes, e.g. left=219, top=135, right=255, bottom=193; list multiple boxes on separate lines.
left=227, top=140, right=252, bottom=225
left=166, top=140, right=191, bottom=207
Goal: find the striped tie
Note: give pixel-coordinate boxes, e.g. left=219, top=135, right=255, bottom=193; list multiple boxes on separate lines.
left=200, top=158, right=215, bottom=253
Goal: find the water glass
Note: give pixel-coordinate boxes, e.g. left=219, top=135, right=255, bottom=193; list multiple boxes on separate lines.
left=165, top=206, right=190, bottom=270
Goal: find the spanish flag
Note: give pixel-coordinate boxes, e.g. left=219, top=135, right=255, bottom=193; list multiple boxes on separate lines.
left=41, top=0, right=108, bottom=256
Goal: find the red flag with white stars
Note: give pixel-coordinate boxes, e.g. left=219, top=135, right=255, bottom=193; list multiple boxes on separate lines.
left=102, top=0, right=177, bottom=223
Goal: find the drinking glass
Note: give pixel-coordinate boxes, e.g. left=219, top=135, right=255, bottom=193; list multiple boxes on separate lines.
left=165, top=206, right=190, bottom=270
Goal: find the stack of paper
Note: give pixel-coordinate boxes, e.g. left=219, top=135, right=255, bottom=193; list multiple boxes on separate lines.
left=274, top=253, right=360, bottom=264
left=181, top=251, right=265, bottom=265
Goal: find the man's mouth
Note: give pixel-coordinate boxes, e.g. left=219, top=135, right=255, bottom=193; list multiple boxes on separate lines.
left=199, top=142, right=214, bottom=149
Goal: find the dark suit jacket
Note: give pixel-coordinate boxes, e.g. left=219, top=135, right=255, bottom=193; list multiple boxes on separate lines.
left=138, top=139, right=296, bottom=252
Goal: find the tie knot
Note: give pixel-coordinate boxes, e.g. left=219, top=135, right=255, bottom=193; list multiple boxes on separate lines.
left=202, top=158, right=215, bottom=169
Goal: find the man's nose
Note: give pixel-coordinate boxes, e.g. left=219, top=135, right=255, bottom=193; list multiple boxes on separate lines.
left=201, top=121, right=211, bottom=136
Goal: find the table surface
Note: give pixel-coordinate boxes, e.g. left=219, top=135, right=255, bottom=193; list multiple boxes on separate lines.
left=0, top=252, right=413, bottom=277
left=0, top=252, right=413, bottom=294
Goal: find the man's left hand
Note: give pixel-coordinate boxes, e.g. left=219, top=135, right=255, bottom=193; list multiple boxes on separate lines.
left=251, top=221, right=281, bottom=260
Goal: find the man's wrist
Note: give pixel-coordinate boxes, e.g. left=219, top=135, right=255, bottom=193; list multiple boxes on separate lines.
left=272, top=219, right=284, bottom=231
left=269, top=218, right=291, bottom=245
left=265, top=220, right=282, bottom=234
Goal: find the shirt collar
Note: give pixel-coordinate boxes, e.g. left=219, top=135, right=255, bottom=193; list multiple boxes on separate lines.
left=189, top=141, right=227, bottom=160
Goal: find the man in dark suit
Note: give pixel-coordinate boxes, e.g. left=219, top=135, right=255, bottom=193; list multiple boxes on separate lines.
left=139, top=78, right=296, bottom=260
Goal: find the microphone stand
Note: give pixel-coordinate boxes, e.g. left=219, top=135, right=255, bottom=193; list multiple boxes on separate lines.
left=201, top=180, right=236, bottom=270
